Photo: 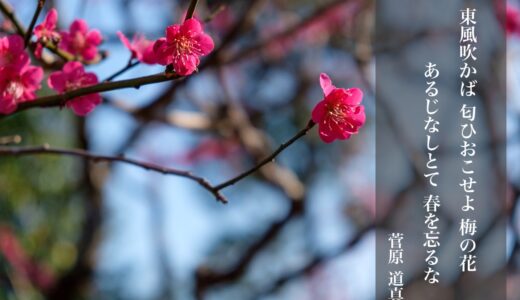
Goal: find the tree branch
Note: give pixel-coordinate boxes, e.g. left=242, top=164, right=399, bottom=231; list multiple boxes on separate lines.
left=24, top=0, right=45, bottom=47
left=185, top=0, right=198, bottom=21
left=0, top=119, right=316, bottom=204
left=213, top=120, right=315, bottom=191
left=8, top=72, right=183, bottom=115
left=0, top=0, right=25, bottom=35
left=0, top=144, right=228, bottom=204
left=103, top=59, right=140, bottom=82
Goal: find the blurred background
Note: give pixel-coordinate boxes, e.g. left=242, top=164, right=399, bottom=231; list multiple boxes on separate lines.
left=0, top=0, right=376, bottom=299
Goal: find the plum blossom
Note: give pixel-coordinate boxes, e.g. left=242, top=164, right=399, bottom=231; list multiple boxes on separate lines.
left=153, top=18, right=214, bottom=75
left=117, top=31, right=157, bottom=64
left=59, top=19, right=102, bottom=62
left=311, top=73, right=365, bottom=143
left=0, top=34, right=43, bottom=114
left=0, top=65, right=43, bottom=114
left=507, top=5, right=520, bottom=36
left=34, top=8, right=60, bottom=41
left=0, top=35, right=29, bottom=70
left=33, top=8, right=61, bottom=58
left=48, top=62, right=101, bottom=116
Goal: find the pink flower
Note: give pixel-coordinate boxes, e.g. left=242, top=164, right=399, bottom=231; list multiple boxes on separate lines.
left=153, top=18, right=214, bottom=75
left=33, top=8, right=61, bottom=58
left=311, top=73, right=365, bottom=143
left=48, top=62, right=101, bottom=116
left=507, top=5, right=520, bottom=36
left=34, top=8, right=60, bottom=42
left=0, top=35, right=29, bottom=70
left=59, top=19, right=102, bottom=62
left=117, top=31, right=157, bottom=64
left=0, top=65, right=43, bottom=114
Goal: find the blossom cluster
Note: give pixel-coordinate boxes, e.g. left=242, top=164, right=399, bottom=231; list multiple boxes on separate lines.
left=0, top=8, right=214, bottom=116
left=0, top=5, right=365, bottom=143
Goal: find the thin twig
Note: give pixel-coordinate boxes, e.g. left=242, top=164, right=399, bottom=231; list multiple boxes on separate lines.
left=0, top=0, right=25, bottom=35
left=203, top=4, right=226, bottom=23
left=0, top=145, right=228, bottom=203
left=24, top=0, right=46, bottom=47
left=225, top=0, right=353, bottom=64
left=214, top=120, right=315, bottom=190
left=185, top=0, right=199, bottom=21
left=103, top=59, right=140, bottom=82
left=0, top=121, right=317, bottom=204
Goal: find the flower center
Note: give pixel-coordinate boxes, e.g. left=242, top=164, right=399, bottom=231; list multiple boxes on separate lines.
left=326, top=103, right=348, bottom=120
left=174, top=36, right=193, bottom=56
left=325, top=102, right=360, bottom=129
left=5, top=80, right=23, bottom=100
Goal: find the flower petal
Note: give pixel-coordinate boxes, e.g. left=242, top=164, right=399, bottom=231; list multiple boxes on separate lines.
left=81, top=73, right=98, bottom=86
left=165, top=25, right=181, bottom=42
left=181, top=18, right=203, bottom=36
left=7, top=35, right=24, bottom=52
left=153, top=38, right=171, bottom=65
left=86, top=29, right=102, bottom=45
left=45, top=8, right=58, bottom=29
left=195, top=33, right=214, bottom=55
left=0, top=98, right=17, bottom=114
left=67, top=94, right=101, bottom=116
left=62, top=61, right=83, bottom=75
left=81, top=45, right=98, bottom=61
left=21, top=66, right=43, bottom=87
left=318, top=125, right=336, bottom=143
left=117, top=31, right=132, bottom=50
left=344, top=88, right=363, bottom=105
left=70, top=19, right=88, bottom=34
left=320, top=73, right=335, bottom=96
left=47, top=71, right=66, bottom=92
left=311, top=100, right=326, bottom=123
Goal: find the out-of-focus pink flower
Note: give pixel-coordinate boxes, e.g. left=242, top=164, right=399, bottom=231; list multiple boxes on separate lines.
left=209, top=7, right=234, bottom=33
left=34, top=8, right=60, bottom=42
left=153, top=18, right=214, bottom=75
left=59, top=19, right=102, bottom=62
left=117, top=31, right=157, bottom=64
left=0, top=64, right=43, bottom=114
left=311, top=73, right=365, bottom=143
left=176, top=137, right=241, bottom=164
left=507, top=5, right=520, bottom=36
left=1, top=19, right=13, bottom=32
left=0, top=35, right=29, bottom=70
left=262, top=2, right=358, bottom=60
left=0, top=226, right=55, bottom=290
left=48, top=61, right=101, bottom=116
left=33, top=8, right=61, bottom=58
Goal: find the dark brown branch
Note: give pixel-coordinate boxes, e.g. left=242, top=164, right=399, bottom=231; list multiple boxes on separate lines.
left=226, top=0, right=353, bottom=64
left=10, top=72, right=183, bottom=115
left=214, top=120, right=315, bottom=191
left=185, top=0, right=198, bottom=21
left=0, top=119, right=317, bottom=204
left=0, top=145, right=228, bottom=204
left=103, top=59, right=140, bottom=82
left=0, top=0, right=25, bottom=35
left=196, top=200, right=304, bottom=295
left=44, top=118, right=101, bottom=300
left=24, top=0, right=45, bottom=47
